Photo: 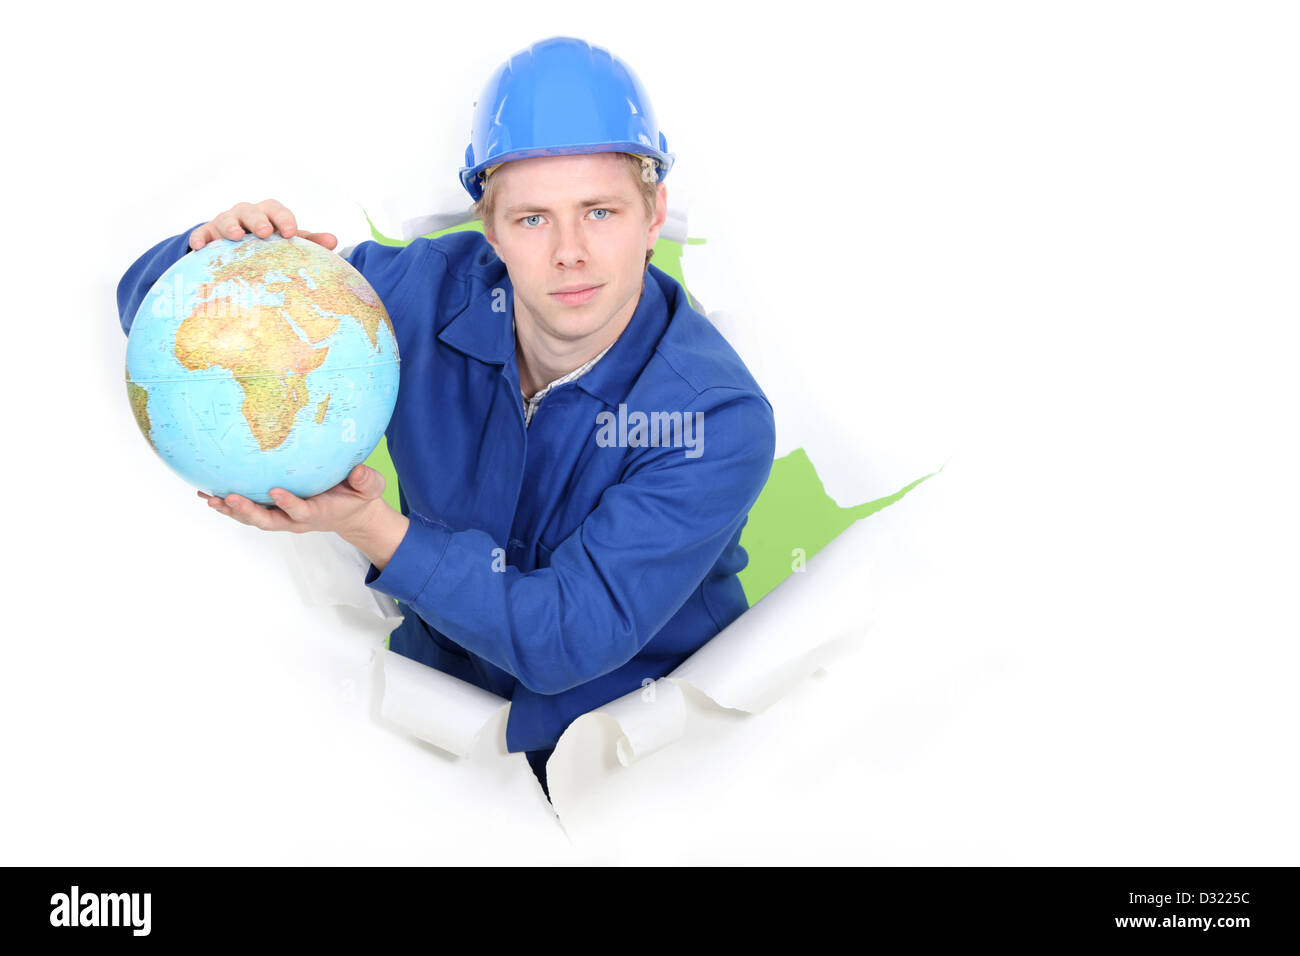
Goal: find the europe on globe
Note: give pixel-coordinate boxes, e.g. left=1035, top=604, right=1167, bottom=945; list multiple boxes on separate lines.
left=125, top=234, right=400, bottom=504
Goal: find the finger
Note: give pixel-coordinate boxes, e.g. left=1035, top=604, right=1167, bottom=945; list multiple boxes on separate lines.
left=298, top=231, right=338, bottom=250
left=203, top=490, right=240, bottom=517
left=232, top=202, right=274, bottom=239
left=224, top=493, right=292, bottom=532
left=211, top=211, right=245, bottom=242
left=190, top=221, right=228, bottom=250
left=260, top=200, right=298, bottom=238
left=203, top=493, right=236, bottom=518
left=348, top=464, right=382, bottom=496
left=267, top=488, right=311, bottom=522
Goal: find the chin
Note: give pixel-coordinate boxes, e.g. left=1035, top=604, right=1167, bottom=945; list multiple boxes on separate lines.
left=547, top=313, right=607, bottom=339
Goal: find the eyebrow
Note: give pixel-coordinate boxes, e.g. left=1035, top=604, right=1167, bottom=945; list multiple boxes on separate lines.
left=503, top=196, right=631, bottom=217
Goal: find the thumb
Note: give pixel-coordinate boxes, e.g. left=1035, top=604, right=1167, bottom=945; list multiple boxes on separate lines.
left=348, top=464, right=382, bottom=496
left=300, top=231, right=338, bottom=251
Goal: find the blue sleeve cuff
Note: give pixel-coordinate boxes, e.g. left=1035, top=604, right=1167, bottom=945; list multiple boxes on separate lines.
left=363, top=511, right=455, bottom=606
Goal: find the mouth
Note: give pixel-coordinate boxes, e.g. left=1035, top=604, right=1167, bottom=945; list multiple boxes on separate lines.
left=549, top=284, right=603, bottom=306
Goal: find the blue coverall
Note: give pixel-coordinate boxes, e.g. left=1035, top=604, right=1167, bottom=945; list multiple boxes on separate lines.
left=117, top=224, right=777, bottom=800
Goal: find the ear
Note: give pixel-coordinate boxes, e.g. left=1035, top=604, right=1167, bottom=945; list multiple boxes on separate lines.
left=483, top=216, right=502, bottom=258
left=646, top=182, right=668, bottom=249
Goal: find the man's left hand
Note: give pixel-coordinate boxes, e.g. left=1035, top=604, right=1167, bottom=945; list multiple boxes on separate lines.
left=199, top=464, right=387, bottom=538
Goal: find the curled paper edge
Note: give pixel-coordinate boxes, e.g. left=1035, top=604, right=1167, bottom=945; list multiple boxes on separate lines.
left=281, top=532, right=404, bottom=624
left=378, top=648, right=510, bottom=758
left=594, top=677, right=688, bottom=767
left=561, top=625, right=867, bottom=773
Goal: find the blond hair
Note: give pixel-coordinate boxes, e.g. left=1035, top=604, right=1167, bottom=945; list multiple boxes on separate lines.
left=472, top=152, right=661, bottom=270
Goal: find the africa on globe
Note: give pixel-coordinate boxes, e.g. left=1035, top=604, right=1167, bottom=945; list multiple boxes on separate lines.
left=125, top=234, right=400, bottom=504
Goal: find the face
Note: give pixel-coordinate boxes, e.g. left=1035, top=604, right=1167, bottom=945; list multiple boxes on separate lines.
left=483, top=153, right=667, bottom=349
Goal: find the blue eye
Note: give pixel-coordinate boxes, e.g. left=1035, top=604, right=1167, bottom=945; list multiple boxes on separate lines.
left=519, top=210, right=612, bottom=226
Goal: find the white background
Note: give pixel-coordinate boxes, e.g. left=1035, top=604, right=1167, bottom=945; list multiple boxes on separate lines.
left=1, top=0, right=1296, bottom=863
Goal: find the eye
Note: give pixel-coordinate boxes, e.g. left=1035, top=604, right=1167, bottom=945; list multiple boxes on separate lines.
left=520, top=214, right=543, bottom=227
left=589, top=208, right=612, bottom=221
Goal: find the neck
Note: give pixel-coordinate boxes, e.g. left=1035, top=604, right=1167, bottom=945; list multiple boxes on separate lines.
left=514, top=290, right=641, bottom=397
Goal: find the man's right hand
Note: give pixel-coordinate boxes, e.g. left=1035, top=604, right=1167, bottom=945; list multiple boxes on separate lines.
left=189, top=199, right=338, bottom=252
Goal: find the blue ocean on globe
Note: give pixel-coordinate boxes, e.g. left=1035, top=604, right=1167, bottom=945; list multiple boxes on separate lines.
left=125, top=234, right=400, bottom=505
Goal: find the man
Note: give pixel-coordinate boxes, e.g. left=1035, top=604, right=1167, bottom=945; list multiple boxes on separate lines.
left=116, top=36, right=776, bottom=804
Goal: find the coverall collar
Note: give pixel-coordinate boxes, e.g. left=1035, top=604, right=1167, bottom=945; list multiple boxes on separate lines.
left=437, top=265, right=673, bottom=408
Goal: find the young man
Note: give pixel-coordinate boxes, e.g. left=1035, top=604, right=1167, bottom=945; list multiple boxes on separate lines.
left=116, top=36, right=775, bottom=804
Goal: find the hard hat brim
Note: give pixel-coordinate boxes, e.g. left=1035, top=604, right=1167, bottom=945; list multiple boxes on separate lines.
left=460, top=143, right=675, bottom=203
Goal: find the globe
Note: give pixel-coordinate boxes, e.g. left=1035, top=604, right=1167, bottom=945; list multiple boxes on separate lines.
left=125, top=234, right=400, bottom=505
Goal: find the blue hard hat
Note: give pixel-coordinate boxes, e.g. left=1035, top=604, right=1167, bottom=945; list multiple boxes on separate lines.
left=459, top=36, right=675, bottom=202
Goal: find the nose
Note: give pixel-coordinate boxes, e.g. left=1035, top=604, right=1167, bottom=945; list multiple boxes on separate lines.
left=551, top=215, right=588, bottom=270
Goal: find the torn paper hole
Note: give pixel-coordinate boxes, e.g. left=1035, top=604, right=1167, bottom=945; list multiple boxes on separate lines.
left=275, top=471, right=932, bottom=838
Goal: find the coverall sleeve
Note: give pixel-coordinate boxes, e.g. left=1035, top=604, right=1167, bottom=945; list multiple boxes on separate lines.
left=115, top=222, right=206, bottom=336
left=363, top=387, right=778, bottom=695
left=115, top=227, right=423, bottom=337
